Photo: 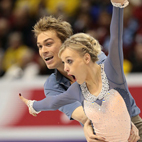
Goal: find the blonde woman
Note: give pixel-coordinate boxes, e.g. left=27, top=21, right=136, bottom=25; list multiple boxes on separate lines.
left=58, top=33, right=131, bottom=141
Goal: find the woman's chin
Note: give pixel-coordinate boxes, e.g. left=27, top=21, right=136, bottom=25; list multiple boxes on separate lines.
left=77, top=80, right=84, bottom=85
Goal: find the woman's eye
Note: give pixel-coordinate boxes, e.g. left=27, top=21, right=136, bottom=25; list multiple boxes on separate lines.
left=67, top=59, right=73, bottom=64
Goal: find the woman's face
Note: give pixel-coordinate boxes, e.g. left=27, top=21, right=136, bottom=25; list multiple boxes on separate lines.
left=37, top=30, right=63, bottom=70
left=60, top=48, right=88, bottom=84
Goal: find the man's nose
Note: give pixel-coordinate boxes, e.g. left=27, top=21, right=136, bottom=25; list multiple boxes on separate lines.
left=41, top=45, right=48, bottom=53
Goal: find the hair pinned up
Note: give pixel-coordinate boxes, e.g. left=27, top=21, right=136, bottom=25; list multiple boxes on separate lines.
left=59, top=33, right=102, bottom=62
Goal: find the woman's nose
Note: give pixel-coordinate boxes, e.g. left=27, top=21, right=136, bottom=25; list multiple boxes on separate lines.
left=64, top=65, right=69, bottom=73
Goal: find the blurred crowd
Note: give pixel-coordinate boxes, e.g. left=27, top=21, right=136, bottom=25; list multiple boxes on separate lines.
left=0, top=0, right=142, bottom=80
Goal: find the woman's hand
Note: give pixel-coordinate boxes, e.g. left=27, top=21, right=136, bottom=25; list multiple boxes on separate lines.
left=128, top=122, right=140, bottom=142
left=83, top=119, right=106, bottom=142
left=19, top=93, right=38, bottom=116
left=111, top=0, right=127, bottom=5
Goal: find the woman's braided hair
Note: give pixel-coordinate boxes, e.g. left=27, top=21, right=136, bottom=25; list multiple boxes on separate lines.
left=59, top=33, right=102, bottom=62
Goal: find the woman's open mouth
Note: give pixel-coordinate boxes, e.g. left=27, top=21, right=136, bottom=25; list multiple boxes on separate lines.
left=68, top=74, right=76, bottom=81
left=72, top=75, right=76, bottom=81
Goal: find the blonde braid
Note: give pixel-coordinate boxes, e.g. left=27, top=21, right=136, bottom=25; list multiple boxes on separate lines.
left=59, top=33, right=102, bottom=63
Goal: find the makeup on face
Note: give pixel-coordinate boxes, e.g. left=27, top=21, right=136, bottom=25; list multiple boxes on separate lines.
left=61, top=48, right=86, bottom=84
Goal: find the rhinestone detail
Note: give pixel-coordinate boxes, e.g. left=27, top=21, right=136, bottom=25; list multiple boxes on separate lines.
left=80, top=64, right=109, bottom=102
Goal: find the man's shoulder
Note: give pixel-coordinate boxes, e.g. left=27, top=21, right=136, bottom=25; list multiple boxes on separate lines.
left=44, top=72, right=68, bottom=92
left=44, top=73, right=58, bottom=89
left=97, top=51, right=107, bottom=65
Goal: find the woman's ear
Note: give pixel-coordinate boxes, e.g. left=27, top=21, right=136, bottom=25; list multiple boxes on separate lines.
left=83, top=53, right=91, bottom=64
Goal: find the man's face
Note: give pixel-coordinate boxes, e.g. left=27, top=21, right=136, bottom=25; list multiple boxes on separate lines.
left=37, top=30, right=63, bottom=69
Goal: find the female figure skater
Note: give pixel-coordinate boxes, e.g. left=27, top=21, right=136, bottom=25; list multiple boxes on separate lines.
left=58, top=33, right=131, bottom=141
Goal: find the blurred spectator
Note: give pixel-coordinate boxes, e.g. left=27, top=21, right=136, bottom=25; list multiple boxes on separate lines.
left=123, top=4, right=139, bottom=55
left=95, top=10, right=111, bottom=52
left=0, top=0, right=15, bottom=18
left=73, top=0, right=94, bottom=33
left=11, top=5, right=35, bottom=48
left=128, top=34, right=142, bottom=72
left=0, top=0, right=142, bottom=77
left=123, top=59, right=132, bottom=74
left=0, top=46, right=5, bottom=77
left=0, top=18, right=10, bottom=50
left=47, top=0, right=81, bottom=16
left=2, top=48, right=40, bottom=80
left=2, top=31, right=31, bottom=72
left=73, top=12, right=92, bottom=33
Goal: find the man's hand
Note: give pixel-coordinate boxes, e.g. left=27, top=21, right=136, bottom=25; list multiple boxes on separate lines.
left=128, top=122, right=140, bottom=142
left=83, top=119, right=106, bottom=142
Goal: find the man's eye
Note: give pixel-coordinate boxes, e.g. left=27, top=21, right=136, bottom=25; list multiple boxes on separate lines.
left=67, top=59, right=73, bottom=64
left=62, top=61, right=64, bottom=64
left=37, top=45, right=42, bottom=49
left=45, top=42, right=52, bottom=46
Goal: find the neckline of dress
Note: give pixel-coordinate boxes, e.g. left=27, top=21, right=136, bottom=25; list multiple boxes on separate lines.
left=80, top=64, right=109, bottom=102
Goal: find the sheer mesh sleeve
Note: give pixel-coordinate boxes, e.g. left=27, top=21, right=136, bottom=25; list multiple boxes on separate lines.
left=33, top=82, right=83, bottom=111
left=104, top=7, right=126, bottom=88
left=104, top=6, right=140, bottom=117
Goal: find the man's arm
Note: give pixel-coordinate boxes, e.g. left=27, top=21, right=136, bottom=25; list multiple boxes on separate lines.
left=71, top=106, right=87, bottom=124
